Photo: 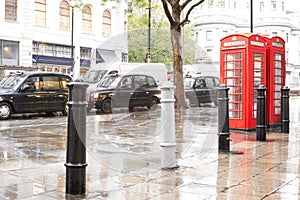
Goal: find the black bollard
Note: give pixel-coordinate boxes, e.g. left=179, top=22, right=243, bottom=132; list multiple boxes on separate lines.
left=218, top=84, right=230, bottom=152
left=256, top=85, right=267, bottom=141
left=65, top=79, right=89, bottom=195
left=281, top=86, right=290, bottom=133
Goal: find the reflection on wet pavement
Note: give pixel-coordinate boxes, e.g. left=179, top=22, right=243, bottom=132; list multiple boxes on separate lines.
left=0, top=98, right=300, bottom=199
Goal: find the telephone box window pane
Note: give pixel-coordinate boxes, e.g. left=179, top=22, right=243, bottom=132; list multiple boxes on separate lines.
left=275, top=100, right=281, bottom=106
left=275, top=108, right=281, bottom=114
left=275, top=61, right=282, bottom=68
left=275, top=53, right=282, bottom=60
left=275, top=77, right=282, bottom=83
left=275, top=69, right=281, bottom=75
left=275, top=92, right=281, bottom=98
left=275, top=84, right=281, bottom=90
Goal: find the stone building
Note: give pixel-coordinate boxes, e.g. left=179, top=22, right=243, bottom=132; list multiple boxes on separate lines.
left=0, top=0, right=128, bottom=77
left=191, top=0, right=300, bottom=88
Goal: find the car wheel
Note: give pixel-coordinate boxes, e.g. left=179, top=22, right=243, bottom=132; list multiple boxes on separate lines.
left=147, top=97, right=159, bottom=110
left=0, top=102, right=12, bottom=120
left=101, top=98, right=112, bottom=114
left=62, top=103, right=68, bottom=116
left=129, top=106, right=134, bottom=112
left=186, top=98, right=198, bottom=107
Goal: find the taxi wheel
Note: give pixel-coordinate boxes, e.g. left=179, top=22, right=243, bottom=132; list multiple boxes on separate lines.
left=101, top=98, right=112, bottom=114
left=62, top=103, right=68, bottom=116
left=147, top=97, right=159, bottom=110
left=0, top=102, right=12, bottom=120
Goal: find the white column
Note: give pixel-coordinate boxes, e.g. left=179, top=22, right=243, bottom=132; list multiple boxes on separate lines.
left=160, top=81, right=177, bottom=169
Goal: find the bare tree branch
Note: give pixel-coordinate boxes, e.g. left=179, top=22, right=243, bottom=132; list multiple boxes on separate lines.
left=161, top=0, right=175, bottom=25
left=179, top=0, right=205, bottom=27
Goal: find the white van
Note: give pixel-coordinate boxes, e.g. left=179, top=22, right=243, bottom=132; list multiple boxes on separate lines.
left=83, top=62, right=168, bottom=91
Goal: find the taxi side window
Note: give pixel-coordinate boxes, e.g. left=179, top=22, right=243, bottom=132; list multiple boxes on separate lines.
left=147, top=76, right=157, bottom=87
left=21, top=76, right=39, bottom=91
left=42, top=76, right=60, bottom=91
left=205, top=78, right=214, bottom=88
left=60, top=76, right=72, bottom=91
left=120, top=76, right=132, bottom=89
left=195, top=78, right=206, bottom=88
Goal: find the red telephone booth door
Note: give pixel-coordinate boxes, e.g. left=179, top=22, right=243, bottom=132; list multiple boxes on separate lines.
left=265, top=36, right=286, bottom=126
left=220, top=34, right=267, bottom=130
left=221, top=49, right=247, bottom=129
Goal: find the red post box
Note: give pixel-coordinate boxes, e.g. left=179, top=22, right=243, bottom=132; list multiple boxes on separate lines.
left=264, top=36, right=286, bottom=127
left=220, top=34, right=267, bottom=130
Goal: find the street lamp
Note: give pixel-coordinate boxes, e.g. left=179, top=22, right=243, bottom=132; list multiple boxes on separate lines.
left=68, top=0, right=76, bottom=77
left=147, top=0, right=151, bottom=63
left=250, top=0, right=253, bottom=33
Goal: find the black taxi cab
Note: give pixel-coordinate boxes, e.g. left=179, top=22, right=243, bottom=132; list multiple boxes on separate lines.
left=0, top=72, right=72, bottom=120
left=88, top=73, right=161, bottom=113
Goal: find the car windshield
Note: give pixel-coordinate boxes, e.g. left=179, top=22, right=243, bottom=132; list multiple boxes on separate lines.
left=1, top=74, right=26, bottom=89
left=184, top=78, right=195, bottom=89
left=97, top=75, right=121, bottom=88
left=82, top=70, right=108, bottom=83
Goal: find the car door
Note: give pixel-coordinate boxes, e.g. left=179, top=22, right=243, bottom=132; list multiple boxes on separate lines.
left=131, top=75, right=149, bottom=107
left=39, top=75, right=69, bottom=112
left=193, top=77, right=210, bottom=103
left=14, top=75, right=42, bottom=112
left=112, top=75, right=134, bottom=108
left=207, top=77, right=220, bottom=103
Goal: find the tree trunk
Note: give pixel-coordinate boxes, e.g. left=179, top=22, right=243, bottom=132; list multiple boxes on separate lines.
left=170, top=24, right=188, bottom=109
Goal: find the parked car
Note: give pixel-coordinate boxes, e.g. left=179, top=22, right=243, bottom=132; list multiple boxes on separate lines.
left=0, top=72, right=72, bottom=120
left=184, top=75, right=220, bottom=107
left=88, top=74, right=161, bottom=113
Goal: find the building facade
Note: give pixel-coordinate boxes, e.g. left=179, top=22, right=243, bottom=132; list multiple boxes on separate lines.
left=191, top=0, right=300, bottom=88
left=0, top=0, right=128, bottom=77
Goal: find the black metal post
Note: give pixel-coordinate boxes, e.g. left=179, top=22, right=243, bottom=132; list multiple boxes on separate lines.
left=65, top=79, right=89, bottom=195
left=281, top=86, right=290, bottom=133
left=256, top=85, right=267, bottom=141
left=218, top=84, right=230, bottom=152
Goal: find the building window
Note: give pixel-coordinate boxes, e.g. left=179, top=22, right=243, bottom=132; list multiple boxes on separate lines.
left=271, top=0, right=276, bottom=11
left=103, top=10, right=111, bottom=37
left=286, top=33, right=288, bottom=43
left=233, top=1, right=236, bottom=9
left=281, top=2, right=284, bottom=11
left=82, top=5, right=92, bottom=33
left=195, top=32, right=198, bottom=42
left=0, top=40, right=19, bottom=66
left=35, top=0, right=46, bottom=27
left=5, top=0, right=17, bottom=21
left=223, top=30, right=228, bottom=36
left=59, top=0, right=70, bottom=30
left=32, top=42, right=71, bottom=58
left=80, top=47, right=91, bottom=60
left=208, top=0, right=213, bottom=8
left=260, top=2, right=264, bottom=11
left=206, top=31, right=212, bottom=41
left=220, top=0, right=225, bottom=8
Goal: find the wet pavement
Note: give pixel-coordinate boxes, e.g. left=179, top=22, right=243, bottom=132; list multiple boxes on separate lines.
left=1, top=97, right=300, bottom=199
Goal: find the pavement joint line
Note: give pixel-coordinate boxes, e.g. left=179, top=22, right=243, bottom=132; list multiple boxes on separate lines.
left=261, top=175, right=299, bottom=199
left=0, top=122, right=66, bottom=130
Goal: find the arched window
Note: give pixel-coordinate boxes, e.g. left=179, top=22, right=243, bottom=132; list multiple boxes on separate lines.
left=82, top=5, right=92, bottom=33
left=35, top=0, right=46, bottom=27
left=59, top=0, right=70, bottom=30
left=103, top=10, right=111, bottom=37
left=5, top=0, right=17, bottom=21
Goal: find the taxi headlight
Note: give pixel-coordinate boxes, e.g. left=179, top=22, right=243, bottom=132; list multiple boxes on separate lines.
left=94, top=93, right=106, bottom=100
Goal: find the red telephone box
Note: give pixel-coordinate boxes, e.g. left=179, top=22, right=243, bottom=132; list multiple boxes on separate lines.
left=264, top=36, right=286, bottom=127
left=220, top=34, right=267, bottom=130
